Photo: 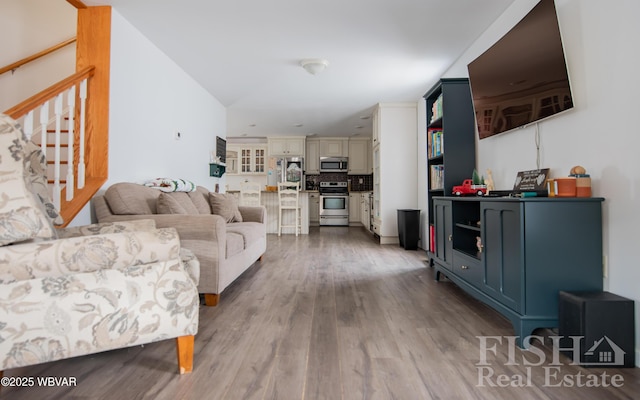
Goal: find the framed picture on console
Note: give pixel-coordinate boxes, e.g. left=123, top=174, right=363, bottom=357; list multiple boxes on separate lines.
left=513, top=168, right=549, bottom=194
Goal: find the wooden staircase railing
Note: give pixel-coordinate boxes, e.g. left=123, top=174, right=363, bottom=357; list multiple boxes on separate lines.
left=4, top=66, right=105, bottom=227
left=2, top=4, right=111, bottom=227
left=0, top=37, right=77, bottom=77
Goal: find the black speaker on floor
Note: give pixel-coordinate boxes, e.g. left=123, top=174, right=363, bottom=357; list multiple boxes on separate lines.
left=558, top=291, right=635, bottom=368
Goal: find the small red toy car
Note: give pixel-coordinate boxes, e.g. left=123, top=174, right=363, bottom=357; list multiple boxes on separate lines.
left=452, top=179, right=487, bottom=196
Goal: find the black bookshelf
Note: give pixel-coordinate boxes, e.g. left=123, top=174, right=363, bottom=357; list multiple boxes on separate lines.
left=424, top=78, right=476, bottom=260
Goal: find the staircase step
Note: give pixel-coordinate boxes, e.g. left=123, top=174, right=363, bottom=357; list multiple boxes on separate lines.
left=47, top=160, right=69, bottom=165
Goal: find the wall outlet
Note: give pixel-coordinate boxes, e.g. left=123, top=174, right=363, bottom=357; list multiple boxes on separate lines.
left=602, top=255, right=608, bottom=278
left=174, top=130, right=182, bottom=140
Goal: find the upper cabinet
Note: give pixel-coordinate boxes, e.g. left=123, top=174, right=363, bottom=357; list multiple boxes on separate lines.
left=307, top=138, right=361, bottom=175
left=306, top=139, right=320, bottom=174
left=226, top=144, right=267, bottom=175
left=348, top=138, right=371, bottom=174
left=372, top=108, right=380, bottom=147
left=268, top=137, right=305, bottom=157
left=319, top=138, right=348, bottom=157
left=226, top=148, right=239, bottom=174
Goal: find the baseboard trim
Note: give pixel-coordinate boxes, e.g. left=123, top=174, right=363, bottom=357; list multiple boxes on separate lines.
left=379, top=236, right=399, bottom=245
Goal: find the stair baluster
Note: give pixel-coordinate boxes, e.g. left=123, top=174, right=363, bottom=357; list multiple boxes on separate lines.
left=78, top=79, right=86, bottom=189
left=66, top=86, right=75, bottom=201
left=53, top=93, right=63, bottom=210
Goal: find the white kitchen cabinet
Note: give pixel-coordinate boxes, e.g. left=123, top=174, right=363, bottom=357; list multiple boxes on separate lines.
left=308, top=192, right=319, bottom=224
left=372, top=220, right=381, bottom=237
left=372, top=145, right=380, bottom=224
left=226, top=149, right=239, bottom=174
left=319, top=138, right=348, bottom=157
left=305, top=139, right=320, bottom=174
left=371, top=103, right=418, bottom=244
left=349, top=193, right=361, bottom=224
left=268, top=137, right=305, bottom=157
left=227, top=144, right=267, bottom=175
left=348, top=138, right=371, bottom=174
left=360, top=192, right=372, bottom=232
left=372, top=107, right=380, bottom=147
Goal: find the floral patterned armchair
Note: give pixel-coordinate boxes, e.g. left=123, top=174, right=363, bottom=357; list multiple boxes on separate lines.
left=0, top=114, right=199, bottom=375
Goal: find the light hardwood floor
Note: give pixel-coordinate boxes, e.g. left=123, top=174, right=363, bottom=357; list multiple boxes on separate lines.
left=3, top=227, right=639, bottom=399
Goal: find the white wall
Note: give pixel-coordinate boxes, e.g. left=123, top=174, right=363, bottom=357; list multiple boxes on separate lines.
left=0, top=0, right=76, bottom=111
left=1, top=4, right=227, bottom=227
left=70, top=9, right=227, bottom=227
left=416, top=99, right=428, bottom=249
left=426, top=0, right=640, bottom=366
left=378, top=103, right=418, bottom=242
left=106, top=10, right=226, bottom=188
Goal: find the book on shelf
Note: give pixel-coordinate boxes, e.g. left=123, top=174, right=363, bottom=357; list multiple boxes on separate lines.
left=429, top=164, right=444, bottom=190
left=429, top=224, right=435, bottom=253
left=430, top=93, right=444, bottom=123
left=427, top=128, right=443, bottom=158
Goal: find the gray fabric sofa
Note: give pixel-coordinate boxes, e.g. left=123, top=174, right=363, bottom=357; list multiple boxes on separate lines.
left=93, top=183, right=266, bottom=305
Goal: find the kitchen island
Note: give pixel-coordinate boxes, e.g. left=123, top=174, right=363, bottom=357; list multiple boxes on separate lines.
left=228, top=190, right=309, bottom=235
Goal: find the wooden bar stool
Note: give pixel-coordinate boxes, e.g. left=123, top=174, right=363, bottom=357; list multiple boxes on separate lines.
left=240, top=181, right=261, bottom=206
left=277, top=181, right=301, bottom=236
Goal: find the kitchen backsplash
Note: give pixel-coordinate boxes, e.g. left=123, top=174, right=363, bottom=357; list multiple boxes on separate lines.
left=306, top=174, right=373, bottom=191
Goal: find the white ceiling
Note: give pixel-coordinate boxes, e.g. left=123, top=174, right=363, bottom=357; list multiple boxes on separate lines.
left=83, top=0, right=515, bottom=138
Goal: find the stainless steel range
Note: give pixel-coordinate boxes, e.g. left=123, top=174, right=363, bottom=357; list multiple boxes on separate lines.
left=319, top=182, right=349, bottom=226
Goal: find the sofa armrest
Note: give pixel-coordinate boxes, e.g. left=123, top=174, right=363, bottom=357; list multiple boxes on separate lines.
left=238, top=206, right=266, bottom=224
left=57, top=219, right=157, bottom=239
left=0, top=227, right=181, bottom=284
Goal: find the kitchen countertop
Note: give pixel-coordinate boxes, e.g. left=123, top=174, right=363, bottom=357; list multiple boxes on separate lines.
left=224, top=189, right=311, bottom=235
left=226, top=189, right=316, bottom=193
left=227, top=189, right=372, bottom=193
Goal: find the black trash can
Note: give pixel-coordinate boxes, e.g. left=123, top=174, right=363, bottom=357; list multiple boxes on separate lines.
left=397, top=209, right=420, bottom=250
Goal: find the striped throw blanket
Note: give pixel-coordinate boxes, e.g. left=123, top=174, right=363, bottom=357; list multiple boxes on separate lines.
left=143, top=178, right=196, bottom=192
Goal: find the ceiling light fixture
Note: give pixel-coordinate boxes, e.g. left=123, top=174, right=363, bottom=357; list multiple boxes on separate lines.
left=300, top=58, right=329, bottom=75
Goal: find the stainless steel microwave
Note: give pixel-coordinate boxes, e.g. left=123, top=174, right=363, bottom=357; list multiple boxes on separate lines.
left=319, top=157, right=348, bottom=173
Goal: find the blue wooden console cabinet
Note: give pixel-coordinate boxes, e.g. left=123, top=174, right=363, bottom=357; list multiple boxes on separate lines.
left=430, top=196, right=604, bottom=347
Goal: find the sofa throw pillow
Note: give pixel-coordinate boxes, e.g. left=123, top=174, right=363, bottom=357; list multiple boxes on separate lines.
left=0, top=114, right=57, bottom=245
left=23, top=140, right=64, bottom=226
left=189, top=187, right=212, bottom=214
left=104, top=183, right=155, bottom=215
left=157, top=192, right=200, bottom=215
left=208, top=193, right=243, bottom=223
left=157, top=192, right=188, bottom=214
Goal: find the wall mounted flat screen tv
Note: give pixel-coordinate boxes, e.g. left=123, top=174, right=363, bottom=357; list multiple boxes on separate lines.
left=467, top=0, right=573, bottom=139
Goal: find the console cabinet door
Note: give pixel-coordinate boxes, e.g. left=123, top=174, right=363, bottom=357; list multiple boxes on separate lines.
left=481, top=202, right=522, bottom=312
left=433, top=199, right=453, bottom=269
